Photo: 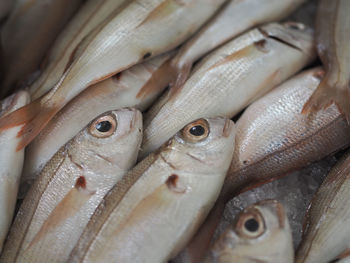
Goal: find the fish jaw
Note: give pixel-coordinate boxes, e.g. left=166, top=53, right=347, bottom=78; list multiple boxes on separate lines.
left=141, top=22, right=315, bottom=159
left=0, top=108, right=142, bottom=263
left=68, top=117, right=235, bottom=263
left=0, top=91, right=30, bottom=252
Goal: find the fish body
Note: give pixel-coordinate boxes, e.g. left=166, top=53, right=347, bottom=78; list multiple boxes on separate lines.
left=302, top=0, right=350, bottom=122
left=21, top=53, right=174, bottom=196
left=69, top=117, right=235, bottom=263
left=0, top=109, right=142, bottom=263
left=172, top=0, right=307, bottom=87
left=141, top=22, right=315, bottom=159
left=296, top=151, right=350, bottom=263
left=0, top=91, right=30, bottom=251
left=29, top=0, right=128, bottom=100
left=174, top=67, right=350, bottom=263
left=204, top=200, right=293, bottom=263
left=0, top=0, right=83, bottom=96
left=0, top=0, right=226, bottom=151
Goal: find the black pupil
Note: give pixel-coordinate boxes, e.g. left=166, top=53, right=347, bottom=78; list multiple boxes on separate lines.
left=96, top=121, right=112, bottom=133
left=189, top=125, right=205, bottom=136
left=244, top=218, right=259, bottom=232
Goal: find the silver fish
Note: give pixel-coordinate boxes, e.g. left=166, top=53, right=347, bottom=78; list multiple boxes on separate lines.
left=141, top=22, right=315, bottom=159
left=0, top=0, right=83, bottom=97
left=204, top=200, right=294, bottom=263
left=0, top=91, right=30, bottom=252
left=296, top=151, right=350, bottom=263
left=171, top=0, right=307, bottom=88
left=21, top=53, right=174, bottom=196
left=0, top=0, right=226, bottom=151
left=29, top=0, right=128, bottom=100
left=0, top=108, right=142, bottom=263
left=69, top=117, right=235, bottom=263
left=302, top=0, right=350, bottom=122
left=174, top=67, right=350, bottom=263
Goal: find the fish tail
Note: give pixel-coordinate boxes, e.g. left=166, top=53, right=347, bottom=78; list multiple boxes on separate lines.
left=0, top=98, right=59, bottom=151
left=302, top=77, right=350, bottom=123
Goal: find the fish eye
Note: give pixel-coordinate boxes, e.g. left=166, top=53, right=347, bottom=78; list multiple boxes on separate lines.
left=89, top=114, right=117, bottom=138
left=235, top=209, right=265, bottom=239
left=181, top=119, right=209, bottom=143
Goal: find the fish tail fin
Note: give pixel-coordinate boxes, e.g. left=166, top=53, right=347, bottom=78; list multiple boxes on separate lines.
left=302, top=77, right=350, bottom=123
left=0, top=99, right=59, bottom=151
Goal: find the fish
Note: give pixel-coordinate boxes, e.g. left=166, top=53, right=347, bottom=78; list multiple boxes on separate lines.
left=0, top=0, right=226, bottom=151
left=171, top=0, right=307, bottom=88
left=68, top=117, right=235, bottom=263
left=0, top=108, right=143, bottom=263
left=302, top=0, right=350, bottom=123
left=140, top=22, right=316, bottom=159
left=174, top=67, right=350, bottom=263
left=0, top=91, right=30, bottom=252
left=0, top=0, right=13, bottom=21
left=295, top=151, right=350, bottom=263
left=0, top=0, right=83, bottom=97
left=338, top=257, right=350, bottom=263
left=20, top=52, right=175, bottom=197
left=203, top=200, right=294, bottom=263
left=29, top=0, right=128, bottom=100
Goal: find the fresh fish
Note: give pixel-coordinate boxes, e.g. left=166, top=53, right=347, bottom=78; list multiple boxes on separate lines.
left=174, top=67, right=350, bottom=263
left=0, top=0, right=226, bottom=151
left=171, top=0, right=307, bottom=88
left=0, top=0, right=83, bottom=97
left=204, top=200, right=294, bottom=263
left=295, top=151, right=350, bottom=263
left=21, top=53, right=174, bottom=196
left=0, top=108, right=142, bottom=263
left=68, top=117, right=235, bottom=263
left=29, top=0, right=128, bottom=100
left=0, top=91, right=30, bottom=252
left=338, top=257, right=350, bottom=263
left=302, top=0, right=350, bottom=122
left=141, top=22, right=315, bottom=159
left=0, top=0, right=13, bottom=21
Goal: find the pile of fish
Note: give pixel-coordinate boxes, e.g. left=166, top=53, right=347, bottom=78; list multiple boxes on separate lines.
left=0, top=0, right=349, bottom=262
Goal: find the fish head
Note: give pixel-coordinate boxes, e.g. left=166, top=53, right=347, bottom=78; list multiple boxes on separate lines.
left=68, top=108, right=143, bottom=174
left=160, top=117, right=235, bottom=174
left=210, top=200, right=292, bottom=262
left=259, top=22, right=316, bottom=59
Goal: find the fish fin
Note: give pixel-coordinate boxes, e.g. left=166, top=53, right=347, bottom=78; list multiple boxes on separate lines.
left=302, top=78, right=350, bottom=124
left=27, top=176, right=94, bottom=250
left=0, top=98, right=59, bottom=151
left=136, top=59, right=176, bottom=100
left=170, top=62, right=192, bottom=93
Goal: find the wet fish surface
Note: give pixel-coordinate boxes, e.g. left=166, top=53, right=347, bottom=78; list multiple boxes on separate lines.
left=302, top=0, right=350, bottom=122
left=0, top=0, right=83, bottom=97
left=21, top=53, right=174, bottom=196
left=171, top=0, right=307, bottom=88
left=29, top=0, right=128, bottom=100
left=296, top=151, right=350, bottom=263
left=141, top=22, right=315, bottom=159
left=0, top=91, right=30, bottom=252
left=69, top=117, right=235, bottom=263
left=0, top=109, right=142, bottom=263
left=204, top=200, right=294, bottom=263
left=0, top=0, right=226, bottom=151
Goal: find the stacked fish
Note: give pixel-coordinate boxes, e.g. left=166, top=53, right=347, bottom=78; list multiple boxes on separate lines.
left=0, top=0, right=349, bottom=262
